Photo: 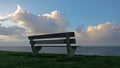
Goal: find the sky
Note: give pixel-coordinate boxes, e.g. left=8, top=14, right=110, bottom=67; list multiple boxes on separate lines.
left=0, top=0, right=120, bottom=46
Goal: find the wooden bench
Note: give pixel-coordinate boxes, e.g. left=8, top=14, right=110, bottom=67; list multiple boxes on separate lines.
left=28, top=32, right=77, bottom=57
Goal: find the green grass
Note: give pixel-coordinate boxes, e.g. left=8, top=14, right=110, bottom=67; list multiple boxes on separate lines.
left=0, top=51, right=120, bottom=68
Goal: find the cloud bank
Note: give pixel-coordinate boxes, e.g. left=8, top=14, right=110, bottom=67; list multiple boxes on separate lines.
left=0, top=5, right=69, bottom=39
left=0, top=5, right=120, bottom=46
left=0, top=25, right=26, bottom=39
left=75, top=22, right=120, bottom=46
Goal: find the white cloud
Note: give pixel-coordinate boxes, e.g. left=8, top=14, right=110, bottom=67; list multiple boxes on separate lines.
left=0, top=5, right=69, bottom=41
left=0, top=5, right=69, bottom=34
left=75, top=22, right=120, bottom=46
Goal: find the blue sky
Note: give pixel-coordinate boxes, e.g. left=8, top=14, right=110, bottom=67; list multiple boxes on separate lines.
left=0, top=0, right=120, bottom=46
left=0, top=0, right=120, bottom=27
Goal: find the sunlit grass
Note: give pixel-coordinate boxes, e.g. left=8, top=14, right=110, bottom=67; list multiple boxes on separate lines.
left=0, top=51, right=120, bottom=68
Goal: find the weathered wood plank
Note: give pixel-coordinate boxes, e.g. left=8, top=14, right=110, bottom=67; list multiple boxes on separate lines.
left=34, top=46, right=77, bottom=47
left=28, top=32, right=75, bottom=39
left=32, top=39, right=75, bottom=44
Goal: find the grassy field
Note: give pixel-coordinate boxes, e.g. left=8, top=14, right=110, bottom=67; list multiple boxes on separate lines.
left=0, top=51, right=120, bottom=68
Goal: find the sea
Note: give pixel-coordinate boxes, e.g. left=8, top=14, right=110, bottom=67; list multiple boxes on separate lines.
left=0, top=46, right=120, bottom=56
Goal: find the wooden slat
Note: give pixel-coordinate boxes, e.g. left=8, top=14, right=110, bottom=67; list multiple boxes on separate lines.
left=32, top=39, right=76, bottom=44
left=28, top=32, right=75, bottom=39
left=35, top=46, right=78, bottom=47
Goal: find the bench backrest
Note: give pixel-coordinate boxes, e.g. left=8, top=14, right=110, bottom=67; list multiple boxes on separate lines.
left=28, top=32, right=76, bottom=44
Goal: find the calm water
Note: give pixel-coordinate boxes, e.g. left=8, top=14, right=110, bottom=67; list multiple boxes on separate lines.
left=0, top=46, right=120, bottom=56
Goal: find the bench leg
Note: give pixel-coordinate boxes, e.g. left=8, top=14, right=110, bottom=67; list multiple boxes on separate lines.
left=32, top=46, right=42, bottom=55
left=66, top=35, right=75, bottom=57
left=67, top=42, right=77, bottom=57
left=72, top=46, right=77, bottom=54
left=67, top=46, right=77, bottom=57
left=30, top=41, right=42, bottom=55
left=34, top=46, right=42, bottom=54
left=67, top=45, right=73, bottom=57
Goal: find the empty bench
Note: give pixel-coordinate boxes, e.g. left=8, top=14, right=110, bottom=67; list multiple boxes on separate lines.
left=28, top=32, right=77, bottom=57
